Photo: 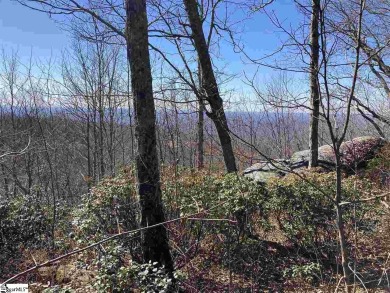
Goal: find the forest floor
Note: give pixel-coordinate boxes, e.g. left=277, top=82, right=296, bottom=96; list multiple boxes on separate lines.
left=14, top=198, right=390, bottom=292
left=1, top=149, right=389, bottom=292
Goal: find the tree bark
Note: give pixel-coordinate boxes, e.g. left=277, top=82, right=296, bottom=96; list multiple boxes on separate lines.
left=183, top=0, right=237, bottom=173
left=197, top=60, right=204, bottom=169
left=309, top=0, right=321, bottom=168
left=197, top=99, right=205, bottom=169
left=125, top=0, right=174, bottom=273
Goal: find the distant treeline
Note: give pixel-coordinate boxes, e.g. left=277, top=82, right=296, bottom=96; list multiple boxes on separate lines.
left=0, top=105, right=378, bottom=205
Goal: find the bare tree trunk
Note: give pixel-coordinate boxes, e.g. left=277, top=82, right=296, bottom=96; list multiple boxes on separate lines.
left=183, top=0, right=237, bottom=173
left=127, top=63, right=135, bottom=161
left=197, top=99, right=205, bottom=169
left=92, top=95, right=98, bottom=181
left=322, top=1, right=366, bottom=289
left=98, top=79, right=105, bottom=178
left=197, top=60, right=204, bottom=169
left=335, top=154, right=353, bottom=291
left=125, top=0, right=173, bottom=273
left=309, top=0, right=321, bottom=168
left=86, top=100, right=92, bottom=188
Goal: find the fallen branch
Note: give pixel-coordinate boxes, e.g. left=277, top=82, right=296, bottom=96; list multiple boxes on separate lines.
left=339, top=192, right=390, bottom=206
left=1, top=198, right=237, bottom=285
left=187, top=218, right=237, bottom=223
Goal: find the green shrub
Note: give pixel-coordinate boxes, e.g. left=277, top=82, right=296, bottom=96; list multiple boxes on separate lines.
left=70, top=171, right=142, bottom=285
left=93, top=242, right=177, bottom=292
left=163, top=168, right=377, bottom=257
left=283, top=262, right=322, bottom=283
left=0, top=194, right=49, bottom=276
left=265, top=172, right=375, bottom=251
left=367, top=142, right=390, bottom=187
left=162, top=171, right=268, bottom=238
left=71, top=173, right=139, bottom=243
left=163, top=171, right=267, bottom=218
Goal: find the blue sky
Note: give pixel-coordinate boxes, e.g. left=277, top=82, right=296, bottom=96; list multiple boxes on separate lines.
left=0, top=0, right=303, bottom=93
left=0, top=0, right=68, bottom=62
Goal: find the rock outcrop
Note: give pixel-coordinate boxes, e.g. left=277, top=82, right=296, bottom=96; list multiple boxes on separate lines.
left=243, top=160, right=290, bottom=182
left=244, top=136, right=386, bottom=183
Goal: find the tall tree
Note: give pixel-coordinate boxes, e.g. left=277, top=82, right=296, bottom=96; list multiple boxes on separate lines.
left=125, top=0, right=174, bottom=272
left=17, top=0, right=174, bottom=273
left=183, top=0, right=237, bottom=173
left=197, top=60, right=205, bottom=169
left=309, top=0, right=321, bottom=168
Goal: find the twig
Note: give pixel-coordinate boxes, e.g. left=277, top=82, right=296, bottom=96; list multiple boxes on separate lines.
left=377, top=252, right=390, bottom=287
left=347, top=262, right=368, bottom=293
left=339, top=192, right=390, bottom=206
left=187, top=217, right=237, bottom=223
left=334, top=276, right=345, bottom=293
left=380, top=201, right=389, bottom=210
left=0, top=137, right=31, bottom=160
left=29, top=252, right=37, bottom=266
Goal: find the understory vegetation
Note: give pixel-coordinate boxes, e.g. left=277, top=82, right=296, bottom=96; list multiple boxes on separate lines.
left=1, top=0, right=389, bottom=291
left=1, top=144, right=389, bottom=292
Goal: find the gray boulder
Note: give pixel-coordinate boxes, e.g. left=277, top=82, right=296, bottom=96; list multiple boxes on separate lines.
left=243, top=160, right=290, bottom=183
left=291, top=136, right=385, bottom=171
left=244, top=136, right=386, bottom=183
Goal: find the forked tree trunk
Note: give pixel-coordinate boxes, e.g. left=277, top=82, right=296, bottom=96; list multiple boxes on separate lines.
left=125, top=0, right=174, bottom=273
left=309, top=0, right=321, bottom=168
left=183, top=0, right=237, bottom=173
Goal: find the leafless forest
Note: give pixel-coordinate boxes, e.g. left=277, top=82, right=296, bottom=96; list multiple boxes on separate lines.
left=0, top=0, right=389, bottom=292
